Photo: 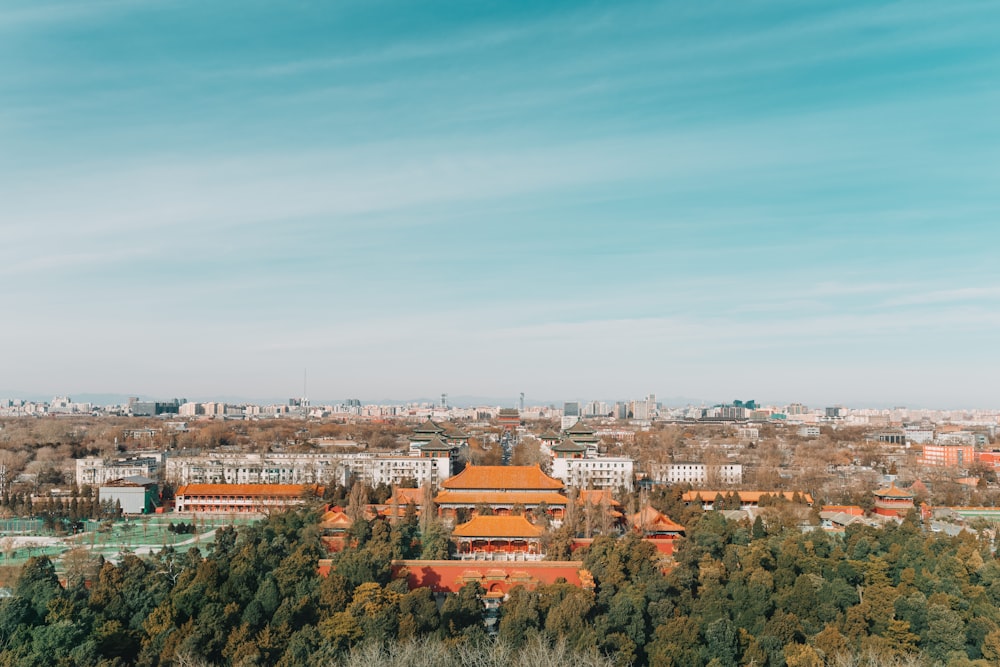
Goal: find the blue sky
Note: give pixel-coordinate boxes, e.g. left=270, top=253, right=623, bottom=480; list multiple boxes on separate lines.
left=2, top=0, right=999, bottom=408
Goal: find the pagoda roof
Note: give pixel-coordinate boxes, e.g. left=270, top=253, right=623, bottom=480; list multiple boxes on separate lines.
left=412, top=419, right=447, bottom=434
left=564, top=421, right=595, bottom=436
left=434, top=490, right=568, bottom=507
left=386, top=487, right=424, bottom=506
left=630, top=506, right=685, bottom=533
left=538, top=430, right=562, bottom=440
left=452, top=515, right=544, bottom=539
left=441, top=464, right=564, bottom=491
left=551, top=438, right=587, bottom=453
left=444, top=429, right=469, bottom=439
left=420, top=435, right=457, bottom=452
left=874, top=482, right=914, bottom=498
left=319, top=509, right=353, bottom=530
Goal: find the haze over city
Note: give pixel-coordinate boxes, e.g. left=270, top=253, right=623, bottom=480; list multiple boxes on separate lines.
left=3, top=1, right=999, bottom=407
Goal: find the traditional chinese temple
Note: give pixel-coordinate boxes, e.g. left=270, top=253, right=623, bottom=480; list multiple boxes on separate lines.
left=434, top=464, right=568, bottom=520
left=452, top=514, right=545, bottom=559
left=630, top=505, right=685, bottom=554
left=873, top=482, right=915, bottom=518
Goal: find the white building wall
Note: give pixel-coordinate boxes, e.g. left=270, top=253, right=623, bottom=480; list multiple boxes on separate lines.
left=651, top=462, right=743, bottom=486
left=98, top=486, right=150, bottom=514
left=76, top=457, right=162, bottom=486
left=165, top=451, right=453, bottom=488
left=551, top=457, right=634, bottom=492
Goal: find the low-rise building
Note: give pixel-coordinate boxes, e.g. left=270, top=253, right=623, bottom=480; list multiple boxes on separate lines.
left=650, top=462, right=743, bottom=486
left=434, top=464, right=567, bottom=520
left=919, top=444, right=975, bottom=468
left=452, top=515, right=544, bottom=559
left=551, top=456, right=634, bottom=492
left=872, top=483, right=915, bottom=518
left=630, top=506, right=685, bottom=555
left=77, top=454, right=165, bottom=487
left=165, top=449, right=454, bottom=488
left=683, top=490, right=814, bottom=510
left=99, top=476, right=159, bottom=514
left=174, top=483, right=319, bottom=513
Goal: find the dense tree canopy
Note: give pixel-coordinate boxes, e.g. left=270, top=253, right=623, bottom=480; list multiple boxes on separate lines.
left=1, top=506, right=999, bottom=666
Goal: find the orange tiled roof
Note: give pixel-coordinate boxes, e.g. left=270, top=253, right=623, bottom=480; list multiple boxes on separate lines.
left=320, top=509, right=353, bottom=529
left=441, top=464, right=564, bottom=491
left=387, top=487, right=424, bottom=505
left=376, top=504, right=420, bottom=518
left=176, top=483, right=314, bottom=497
left=630, top=506, right=685, bottom=533
left=822, top=505, right=865, bottom=516
left=452, top=515, right=545, bottom=538
left=682, top=490, right=815, bottom=505
left=434, top=490, right=568, bottom=506
left=874, top=483, right=914, bottom=498
left=578, top=489, right=621, bottom=507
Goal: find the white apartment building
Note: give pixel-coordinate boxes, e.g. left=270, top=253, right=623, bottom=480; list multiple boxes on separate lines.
left=339, top=453, right=452, bottom=488
left=550, top=456, right=634, bottom=492
left=936, top=432, right=977, bottom=446
left=164, top=451, right=453, bottom=488
left=651, top=462, right=743, bottom=486
left=904, top=429, right=935, bottom=444
left=166, top=452, right=340, bottom=485
left=76, top=454, right=165, bottom=486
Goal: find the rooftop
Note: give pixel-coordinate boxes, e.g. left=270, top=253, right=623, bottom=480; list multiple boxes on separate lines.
left=452, top=515, right=545, bottom=539
left=176, top=483, right=315, bottom=497
left=441, top=464, right=564, bottom=491
left=434, top=490, right=569, bottom=507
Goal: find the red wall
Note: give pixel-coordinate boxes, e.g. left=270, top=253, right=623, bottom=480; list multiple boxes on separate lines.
left=392, top=560, right=590, bottom=595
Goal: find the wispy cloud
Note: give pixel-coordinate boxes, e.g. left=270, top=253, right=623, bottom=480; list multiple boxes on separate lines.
left=884, top=286, right=1000, bottom=307
left=0, top=0, right=138, bottom=30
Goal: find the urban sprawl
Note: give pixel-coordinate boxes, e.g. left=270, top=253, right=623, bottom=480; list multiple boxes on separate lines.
left=3, top=394, right=1000, bottom=665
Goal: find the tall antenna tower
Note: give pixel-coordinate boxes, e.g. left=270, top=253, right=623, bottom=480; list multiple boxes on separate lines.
left=303, top=368, right=309, bottom=408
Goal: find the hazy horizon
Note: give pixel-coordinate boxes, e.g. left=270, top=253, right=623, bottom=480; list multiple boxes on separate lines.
left=4, top=1, right=999, bottom=407
left=2, top=389, right=996, bottom=414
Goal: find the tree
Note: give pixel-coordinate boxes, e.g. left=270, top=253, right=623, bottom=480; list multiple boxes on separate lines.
left=14, top=556, right=61, bottom=624
left=397, top=587, right=440, bottom=640
left=345, top=482, right=368, bottom=523
left=705, top=617, right=739, bottom=666
left=419, top=519, right=451, bottom=560
left=922, top=603, right=966, bottom=663
left=440, top=582, right=485, bottom=638
left=498, top=586, right=541, bottom=647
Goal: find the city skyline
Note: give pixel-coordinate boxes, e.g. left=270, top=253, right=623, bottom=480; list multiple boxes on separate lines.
left=3, top=1, right=1000, bottom=407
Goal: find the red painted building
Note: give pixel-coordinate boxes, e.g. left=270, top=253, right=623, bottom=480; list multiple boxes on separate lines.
left=496, top=408, right=520, bottom=430
left=873, top=483, right=915, bottom=518
left=319, top=507, right=352, bottom=552
left=435, top=464, right=568, bottom=520
left=452, top=515, right=544, bottom=558
left=629, top=506, right=684, bottom=555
